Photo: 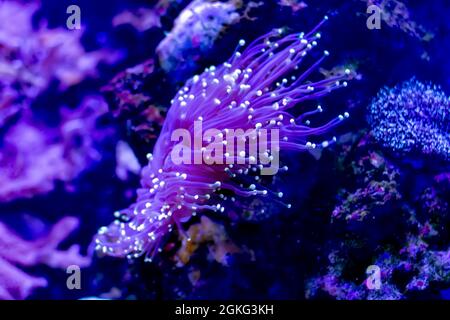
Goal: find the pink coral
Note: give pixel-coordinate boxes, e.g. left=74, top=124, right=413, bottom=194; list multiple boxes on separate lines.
left=0, top=0, right=116, bottom=125
left=0, top=217, right=90, bottom=300
left=0, top=96, right=111, bottom=202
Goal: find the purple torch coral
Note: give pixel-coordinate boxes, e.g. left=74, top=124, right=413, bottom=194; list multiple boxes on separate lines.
left=94, top=18, right=352, bottom=260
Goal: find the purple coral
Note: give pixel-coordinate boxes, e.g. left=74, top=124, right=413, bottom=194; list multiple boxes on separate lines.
left=94, top=18, right=351, bottom=261
left=0, top=0, right=115, bottom=126
left=0, top=97, right=110, bottom=202
left=367, top=78, right=449, bottom=159
left=307, top=136, right=450, bottom=300
left=0, top=217, right=90, bottom=300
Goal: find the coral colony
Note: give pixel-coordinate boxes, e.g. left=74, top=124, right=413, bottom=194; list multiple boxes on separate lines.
left=156, top=0, right=242, bottom=74
left=0, top=1, right=112, bottom=122
left=0, top=217, right=90, bottom=300
left=155, top=0, right=263, bottom=79
left=368, top=78, right=449, bottom=159
left=0, top=0, right=112, bottom=299
left=94, top=17, right=352, bottom=261
left=0, top=97, right=110, bottom=202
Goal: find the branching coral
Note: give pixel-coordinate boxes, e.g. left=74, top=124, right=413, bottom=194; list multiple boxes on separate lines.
left=368, top=78, right=449, bottom=159
left=0, top=0, right=117, bottom=300
left=0, top=0, right=115, bottom=126
left=94, top=18, right=352, bottom=261
left=0, top=217, right=90, bottom=300
left=0, top=97, right=111, bottom=202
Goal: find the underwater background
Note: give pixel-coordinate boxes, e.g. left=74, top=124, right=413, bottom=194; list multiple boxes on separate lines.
left=0, top=0, right=449, bottom=300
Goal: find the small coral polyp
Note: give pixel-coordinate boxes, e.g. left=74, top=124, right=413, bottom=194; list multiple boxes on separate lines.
left=94, top=18, right=351, bottom=261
